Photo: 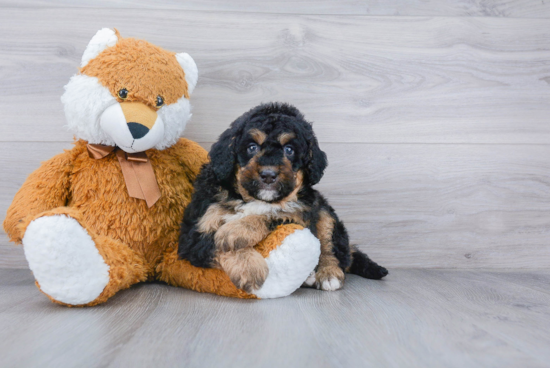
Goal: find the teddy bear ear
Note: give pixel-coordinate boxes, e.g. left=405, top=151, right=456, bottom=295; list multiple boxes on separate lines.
left=175, top=53, right=198, bottom=95
left=80, top=28, right=118, bottom=68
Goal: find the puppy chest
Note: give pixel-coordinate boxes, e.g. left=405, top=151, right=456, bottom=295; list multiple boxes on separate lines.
left=222, top=200, right=307, bottom=226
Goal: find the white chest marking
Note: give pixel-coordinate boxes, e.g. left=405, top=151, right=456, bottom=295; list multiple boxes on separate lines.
left=222, top=200, right=303, bottom=222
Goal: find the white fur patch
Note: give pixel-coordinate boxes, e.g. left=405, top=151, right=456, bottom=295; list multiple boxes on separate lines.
left=303, top=271, right=316, bottom=287
left=320, top=278, right=342, bottom=291
left=81, top=28, right=118, bottom=68
left=253, top=228, right=320, bottom=299
left=23, top=215, right=110, bottom=305
left=258, top=189, right=277, bottom=202
left=62, top=74, right=118, bottom=145
left=176, top=52, right=198, bottom=94
left=99, top=103, right=134, bottom=149
left=99, top=103, right=166, bottom=153
left=156, top=95, right=192, bottom=150
left=223, top=200, right=304, bottom=223
left=62, top=75, right=192, bottom=151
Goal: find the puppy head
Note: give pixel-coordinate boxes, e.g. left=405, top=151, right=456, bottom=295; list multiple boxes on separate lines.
left=209, top=103, right=327, bottom=202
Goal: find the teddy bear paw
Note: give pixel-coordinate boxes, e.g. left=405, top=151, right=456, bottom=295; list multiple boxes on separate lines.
left=23, top=215, right=110, bottom=305
left=254, top=228, right=320, bottom=298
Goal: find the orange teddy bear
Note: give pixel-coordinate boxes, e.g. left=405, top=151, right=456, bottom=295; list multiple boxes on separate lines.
left=3, top=29, right=320, bottom=306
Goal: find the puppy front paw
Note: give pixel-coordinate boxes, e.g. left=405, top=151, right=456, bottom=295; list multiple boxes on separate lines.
left=315, top=266, right=345, bottom=291
left=214, top=224, right=255, bottom=252
left=214, top=219, right=268, bottom=252
left=219, top=248, right=269, bottom=293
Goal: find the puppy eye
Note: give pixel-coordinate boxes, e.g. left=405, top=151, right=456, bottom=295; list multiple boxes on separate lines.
left=156, top=95, right=164, bottom=108
left=118, top=88, right=128, bottom=100
left=284, top=145, right=294, bottom=157
left=247, top=143, right=259, bottom=155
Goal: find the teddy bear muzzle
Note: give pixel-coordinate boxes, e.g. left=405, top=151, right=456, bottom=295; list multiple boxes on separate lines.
left=100, top=101, right=165, bottom=153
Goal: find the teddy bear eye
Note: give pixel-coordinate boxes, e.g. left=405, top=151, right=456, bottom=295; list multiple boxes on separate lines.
left=118, top=88, right=128, bottom=100
left=156, top=95, right=164, bottom=108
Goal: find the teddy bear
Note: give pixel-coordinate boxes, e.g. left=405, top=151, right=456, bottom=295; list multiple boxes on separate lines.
left=3, top=29, right=320, bottom=306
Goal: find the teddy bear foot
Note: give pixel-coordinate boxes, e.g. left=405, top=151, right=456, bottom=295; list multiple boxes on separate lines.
left=23, top=215, right=110, bottom=305
left=252, top=228, right=320, bottom=299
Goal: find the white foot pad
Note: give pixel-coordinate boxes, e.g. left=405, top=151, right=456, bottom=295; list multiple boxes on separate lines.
left=23, top=215, right=110, bottom=305
left=253, top=228, right=320, bottom=299
left=319, top=277, right=342, bottom=291
left=303, top=271, right=316, bottom=287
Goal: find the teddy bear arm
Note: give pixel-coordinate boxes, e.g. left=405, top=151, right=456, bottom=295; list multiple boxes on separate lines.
left=3, top=151, right=73, bottom=243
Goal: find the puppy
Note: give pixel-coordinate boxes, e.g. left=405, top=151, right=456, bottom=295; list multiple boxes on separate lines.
left=178, top=103, right=388, bottom=293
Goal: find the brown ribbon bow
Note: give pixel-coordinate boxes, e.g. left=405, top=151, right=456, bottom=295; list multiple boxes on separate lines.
left=87, top=144, right=161, bottom=208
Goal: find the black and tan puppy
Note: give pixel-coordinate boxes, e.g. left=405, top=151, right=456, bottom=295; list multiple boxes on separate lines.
left=178, top=103, right=388, bottom=293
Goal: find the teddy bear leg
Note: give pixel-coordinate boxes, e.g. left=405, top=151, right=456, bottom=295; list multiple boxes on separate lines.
left=23, top=212, right=148, bottom=307
left=156, top=248, right=258, bottom=299
left=252, top=225, right=321, bottom=299
left=157, top=224, right=321, bottom=299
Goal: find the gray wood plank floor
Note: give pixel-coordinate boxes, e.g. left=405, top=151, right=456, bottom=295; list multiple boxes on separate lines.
left=1, top=268, right=549, bottom=368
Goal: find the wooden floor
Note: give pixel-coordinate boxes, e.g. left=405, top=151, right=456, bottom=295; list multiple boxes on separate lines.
left=1, top=268, right=549, bottom=368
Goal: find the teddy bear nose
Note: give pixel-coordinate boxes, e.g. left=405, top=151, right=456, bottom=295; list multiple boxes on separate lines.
left=127, top=122, right=150, bottom=139
left=260, top=169, right=278, bottom=184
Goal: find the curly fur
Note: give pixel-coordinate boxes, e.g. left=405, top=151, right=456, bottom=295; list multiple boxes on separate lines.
left=178, top=102, right=388, bottom=291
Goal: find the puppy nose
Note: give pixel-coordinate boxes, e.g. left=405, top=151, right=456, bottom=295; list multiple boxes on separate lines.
left=260, top=169, right=278, bottom=184
left=127, top=122, right=150, bottom=139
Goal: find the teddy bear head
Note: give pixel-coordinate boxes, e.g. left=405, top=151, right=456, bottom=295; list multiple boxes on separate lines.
left=61, top=29, right=198, bottom=153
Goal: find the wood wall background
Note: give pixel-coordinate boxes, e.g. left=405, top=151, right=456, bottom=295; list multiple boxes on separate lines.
left=1, top=1, right=549, bottom=269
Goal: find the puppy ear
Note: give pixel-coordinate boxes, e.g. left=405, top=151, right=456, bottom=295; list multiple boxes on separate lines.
left=209, top=126, right=238, bottom=183
left=81, top=28, right=118, bottom=68
left=305, top=132, right=327, bottom=186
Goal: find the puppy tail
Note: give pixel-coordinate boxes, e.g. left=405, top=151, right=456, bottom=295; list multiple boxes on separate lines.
left=347, top=246, right=388, bottom=280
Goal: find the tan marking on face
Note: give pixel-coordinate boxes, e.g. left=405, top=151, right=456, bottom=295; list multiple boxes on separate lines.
left=81, top=36, right=189, bottom=109
left=279, top=132, right=296, bottom=146
left=120, top=102, right=157, bottom=129
left=236, top=162, right=258, bottom=202
left=197, top=204, right=233, bottom=234
left=280, top=169, right=303, bottom=204
left=249, top=129, right=267, bottom=145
